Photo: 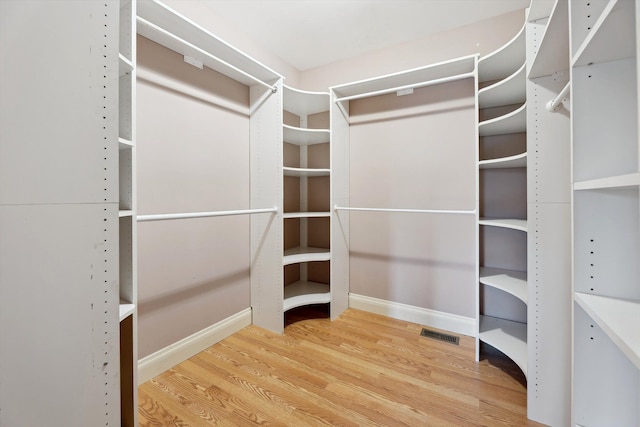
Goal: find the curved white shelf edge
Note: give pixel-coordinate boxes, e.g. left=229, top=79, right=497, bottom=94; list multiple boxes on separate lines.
left=283, top=281, right=331, bottom=311
left=119, top=53, right=134, bottom=77
left=283, top=166, right=331, bottom=177
left=479, top=218, right=528, bottom=232
left=478, top=23, right=526, bottom=83
left=574, top=292, right=640, bottom=369
left=479, top=62, right=526, bottom=108
left=479, top=152, right=527, bottom=169
left=283, top=247, right=331, bottom=265
left=283, top=124, right=330, bottom=146
left=119, top=137, right=134, bottom=149
left=119, top=210, right=134, bottom=218
left=283, top=212, right=331, bottom=219
left=479, top=267, right=527, bottom=305
left=479, top=315, right=528, bottom=378
left=283, top=85, right=330, bottom=117
left=479, top=103, right=527, bottom=137
left=119, top=302, right=136, bottom=321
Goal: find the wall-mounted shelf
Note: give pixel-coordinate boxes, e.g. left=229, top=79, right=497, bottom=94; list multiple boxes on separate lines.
left=479, top=152, right=527, bottom=169
left=119, top=54, right=134, bottom=77
left=119, top=302, right=136, bottom=322
left=478, top=24, right=526, bottom=82
left=479, top=103, right=527, bottom=136
left=283, top=281, right=331, bottom=311
left=283, top=212, right=331, bottom=219
left=479, top=218, right=527, bottom=232
left=574, top=173, right=640, bottom=191
left=283, top=86, right=330, bottom=117
left=480, top=267, right=527, bottom=304
left=283, top=125, right=330, bottom=146
left=479, top=315, right=528, bottom=377
left=479, top=63, right=526, bottom=108
left=529, top=0, right=569, bottom=78
left=283, top=167, right=330, bottom=177
left=283, top=247, right=331, bottom=265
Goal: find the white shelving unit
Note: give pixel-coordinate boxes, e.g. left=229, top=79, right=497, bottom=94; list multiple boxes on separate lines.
left=282, top=85, right=332, bottom=316
left=570, top=0, right=640, bottom=425
left=479, top=315, right=528, bottom=376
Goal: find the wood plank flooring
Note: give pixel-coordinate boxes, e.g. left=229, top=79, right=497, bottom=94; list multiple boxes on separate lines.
left=139, top=306, right=545, bottom=426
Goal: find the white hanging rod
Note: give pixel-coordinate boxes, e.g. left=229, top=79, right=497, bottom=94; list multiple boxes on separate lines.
left=334, top=206, right=476, bottom=215
left=138, top=207, right=278, bottom=222
left=546, top=81, right=570, bottom=112
left=334, top=71, right=475, bottom=104
left=137, top=17, right=278, bottom=93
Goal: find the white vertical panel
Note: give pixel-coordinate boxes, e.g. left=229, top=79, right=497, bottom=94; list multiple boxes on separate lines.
left=250, top=80, right=284, bottom=333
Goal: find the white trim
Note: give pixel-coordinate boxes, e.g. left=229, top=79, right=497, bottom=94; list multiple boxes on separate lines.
left=349, top=294, right=476, bottom=337
left=137, top=308, right=251, bottom=383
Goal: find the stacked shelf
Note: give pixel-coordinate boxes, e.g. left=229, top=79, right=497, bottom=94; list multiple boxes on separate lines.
left=477, top=22, right=528, bottom=377
left=282, top=85, right=331, bottom=313
left=570, top=0, right=640, bottom=425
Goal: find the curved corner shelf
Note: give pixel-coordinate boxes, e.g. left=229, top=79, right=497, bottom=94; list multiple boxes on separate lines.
left=119, top=53, right=134, bottom=77
left=119, top=137, right=134, bottom=150
left=572, top=0, right=636, bottom=67
left=479, top=103, right=527, bottom=137
left=283, top=124, right=330, bottom=146
left=529, top=0, right=569, bottom=79
left=575, top=293, right=640, bottom=369
left=479, top=62, right=526, bottom=108
left=283, top=167, right=330, bottom=177
left=479, top=152, right=527, bottom=169
left=480, top=267, right=527, bottom=305
left=283, top=212, right=331, bottom=219
left=283, top=85, right=330, bottom=117
left=283, top=281, right=331, bottom=311
left=119, top=302, right=136, bottom=322
left=478, top=23, right=526, bottom=83
left=283, top=247, right=331, bottom=265
left=479, top=218, right=528, bottom=232
left=479, top=315, right=528, bottom=378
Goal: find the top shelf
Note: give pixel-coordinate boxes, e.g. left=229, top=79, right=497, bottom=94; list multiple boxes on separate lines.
left=478, top=24, right=526, bottom=83
left=136, top=0, right=282, bottom=87
left=572, top=0, right=636, bottom=67
left=283, top=85, right=329, bottom=117
left=529, top=0, right=570, bottom=79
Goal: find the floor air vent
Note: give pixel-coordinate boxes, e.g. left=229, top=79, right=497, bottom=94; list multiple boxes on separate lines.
left=420, top=328, right=459, bottom=345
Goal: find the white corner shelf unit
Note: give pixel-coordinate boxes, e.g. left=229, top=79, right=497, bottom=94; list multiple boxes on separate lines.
left=571, top=1, right=640, bottom=424
left=282, top=85, right=332, bottom=317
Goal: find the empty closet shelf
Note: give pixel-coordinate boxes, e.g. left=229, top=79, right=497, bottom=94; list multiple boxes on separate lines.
left=119, top=301, right=136, bottom=321
left=283, top=124, right=330, bottom=146
left=479, top=267, right=527, bottom=304
left=479, top=315, right=527, bottom=378
left=283, top=167, right=330, bottom=177
left=283, top=281, right=331, bottom=311
left=479, top=103, right=527, bottom=136
left=478, top=62, right=526, bottom=109
left=479, top=152, right=527, bottom=169
left=479, top=218, right=527, bottom=232
left=283, top=212, right=331, bottom=219
left=528, top=0, right=569, bottom=79
left=283, top=247, right=331, bottom=265
left=573, top=173, right=640, bottom=190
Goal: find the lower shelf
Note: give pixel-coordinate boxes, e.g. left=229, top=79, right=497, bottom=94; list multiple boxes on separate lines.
left=119, top=302, right=136, bottom=321
left=284, top=281, right=330, bottom=311
left=479, top=315, right=527, bottom=377
left=283, top=247, right=331, bottom=265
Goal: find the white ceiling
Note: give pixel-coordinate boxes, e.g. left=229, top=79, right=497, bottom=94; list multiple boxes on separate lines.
left=201, top=0, right=530, bottom=71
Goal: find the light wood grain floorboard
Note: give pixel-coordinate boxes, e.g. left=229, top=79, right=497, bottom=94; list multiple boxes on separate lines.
left=139, top=306, right=545, bottom=426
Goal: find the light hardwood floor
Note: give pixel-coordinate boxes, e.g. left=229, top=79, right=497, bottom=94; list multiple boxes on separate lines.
left=139, top=306, right=545, bottom=426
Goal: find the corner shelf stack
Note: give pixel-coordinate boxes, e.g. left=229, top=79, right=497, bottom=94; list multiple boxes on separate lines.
left=570, top=0, right=640, bottom=425
left=118, top=0, right=137, bottom=425
left=282, top=86, right=331, bottom=312
left=477, top=24, right=528, bottom=377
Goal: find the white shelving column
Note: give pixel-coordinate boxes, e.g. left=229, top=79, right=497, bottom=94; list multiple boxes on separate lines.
left=570, top=0, right=640, bottom=425
left=526, top=0, right=572, bottom=425
left=0, top=1, right=121, bottom=425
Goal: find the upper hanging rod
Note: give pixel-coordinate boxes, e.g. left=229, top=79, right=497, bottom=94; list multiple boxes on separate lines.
left=546, top=81, right=570, bottom=112
left=334, top=206, right=476, bottom=215
left=334, top=71, right=475, bottom=104
left=137, top=16, right=278, bottom=93
left=138, top=207, right=278, bottom=222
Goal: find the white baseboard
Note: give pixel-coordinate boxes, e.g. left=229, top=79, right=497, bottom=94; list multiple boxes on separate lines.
left=349, top=294, right=476, bottom=337
left=138, top=308, right=252, bottom=384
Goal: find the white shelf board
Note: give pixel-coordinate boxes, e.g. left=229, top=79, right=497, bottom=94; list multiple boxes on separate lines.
left=479, top=267, right=528, bottom=304
left=529, top=0, right=570, bottom=78
left=331, top=55, right=476, bottom=99
left=283, top=124, right=330, bottom=146
left=479, top=103, right=527, bottom=137
left=573, top=172, right=640, bottom=190
left=283, top=167, right=330, bottom=177
left=119, top=137, right=134, bottom=149
left=479, top=152, right=527, bottom=169
left=528, top=0, right=556, bottom=21
left=479, top=315, right=528, bottom=377
left=572, top=0, right=636, bottom=67
left=119, top=302, right=136, bottom=321
left=478, top=24, right=526, bottom=83
left=283, top=281, right=330, bottom=311
left=119, top=210, right=133, bottom=218
left=283, top=212, right=331, bottom=219
left=575, top=292, right=640, bottom=369
left=479, top=63, right=526, bottom=108
left=136, top=0, right=281, bottom=86
left=283, top=247, right=331, bottom=265
left=479, top=218, right=528, bottom=232
left=283, top=85, right=329, bottom=117
left=119, top=53, right=134, bottom=77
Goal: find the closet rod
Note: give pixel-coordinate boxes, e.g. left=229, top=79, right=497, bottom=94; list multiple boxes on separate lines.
left=137, top=17, right=278, bottom=93
left=334, top=206, right=476, bottom=215
left=546, top=81, right=570, bottom=112
left=137, top=207, right=278, bottom=222
left=334, top=71, right=475, bottom=104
